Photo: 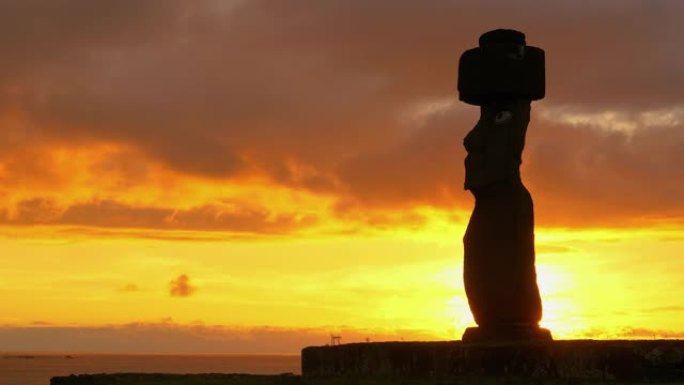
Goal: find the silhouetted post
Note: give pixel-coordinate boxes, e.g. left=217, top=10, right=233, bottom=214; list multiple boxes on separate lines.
left=457, top=29, right=552, bottom=342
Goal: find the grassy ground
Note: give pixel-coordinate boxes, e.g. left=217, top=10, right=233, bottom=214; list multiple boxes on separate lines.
left=50, top=373, right=684, bottom=385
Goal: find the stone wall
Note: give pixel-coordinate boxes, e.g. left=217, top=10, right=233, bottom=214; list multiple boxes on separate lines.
left=301, top=340, right=684, bottom=382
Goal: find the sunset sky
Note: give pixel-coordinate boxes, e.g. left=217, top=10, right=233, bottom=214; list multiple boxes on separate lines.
left=1, top=0, right=683, bottom=353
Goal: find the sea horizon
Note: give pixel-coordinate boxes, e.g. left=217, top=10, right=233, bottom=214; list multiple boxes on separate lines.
left=0, top=352, right=301, bottom=385
left=1, top=351, right=301, bottom=356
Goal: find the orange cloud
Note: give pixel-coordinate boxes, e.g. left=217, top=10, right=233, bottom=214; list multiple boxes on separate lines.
left=579, top=327, right=684, bottom=340
left=620, top=328, right=684, bottom=339
left=0, top=1, right=682, bottom=232
left=118, top=284, right=140, bottom=293
left=169, top=274, right=195, bottom=298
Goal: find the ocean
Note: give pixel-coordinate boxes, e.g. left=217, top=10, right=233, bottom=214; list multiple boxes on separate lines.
left=0, top=353, right=300, bottom=385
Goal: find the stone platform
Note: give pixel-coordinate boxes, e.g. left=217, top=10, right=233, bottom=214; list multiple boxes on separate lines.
left=301, top=340, right=684, bottom=382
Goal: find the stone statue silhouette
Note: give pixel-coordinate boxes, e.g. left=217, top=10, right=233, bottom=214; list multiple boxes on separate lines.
left=457, top=29, right=552, bottom=342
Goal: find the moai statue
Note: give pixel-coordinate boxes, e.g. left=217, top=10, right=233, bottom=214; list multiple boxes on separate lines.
left=457, top=29, right=552, bottom=342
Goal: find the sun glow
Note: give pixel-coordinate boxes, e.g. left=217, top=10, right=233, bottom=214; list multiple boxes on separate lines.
left=1, top=130, right=683, bottom=349
left=2, top=208, right=683, bottom=345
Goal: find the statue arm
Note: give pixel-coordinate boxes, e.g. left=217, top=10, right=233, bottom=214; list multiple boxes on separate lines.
left=487, top=99, right=530, bottom=182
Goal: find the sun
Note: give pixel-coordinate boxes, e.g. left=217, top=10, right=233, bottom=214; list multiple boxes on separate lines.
left=536, top=263, right=585, bottom=339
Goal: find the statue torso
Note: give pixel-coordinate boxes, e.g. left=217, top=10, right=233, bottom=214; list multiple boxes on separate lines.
left=464, top=99, right=530, bottom=191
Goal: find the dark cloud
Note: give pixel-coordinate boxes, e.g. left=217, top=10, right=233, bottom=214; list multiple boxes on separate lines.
left=0, top=198, right=319, bottom=234
left=62, top=200, right=169, bottom=228
left=0, top=0, right=682, bottom=229
left=524, top=111, right=684, bottom=226
left=0, top=1, right=178, bottom=72
left=335, top=103, right=684, bottom=226
left=336, top=107, right=468, bottom=210
left=169, top=274, right=195, bottom=297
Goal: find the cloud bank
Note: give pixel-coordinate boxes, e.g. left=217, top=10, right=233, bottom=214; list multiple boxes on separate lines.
left=0, top=321, right=436, bottom=354
left=1, top=321, right=682, bottom=354
left=1, top=0, right=683, bottom=233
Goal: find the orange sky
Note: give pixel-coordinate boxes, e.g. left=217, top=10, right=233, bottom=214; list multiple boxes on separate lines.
left=1, top=0, right=683, bottom=353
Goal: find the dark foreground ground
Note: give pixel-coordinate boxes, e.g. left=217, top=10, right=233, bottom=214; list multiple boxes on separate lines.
left=50, top=373, right=684, bottom=385
left=52, top=340, right=684, bottom=384
left=303, top=340, right=684, bottom=381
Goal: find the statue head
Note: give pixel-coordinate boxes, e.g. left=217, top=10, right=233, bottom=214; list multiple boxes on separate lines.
left=479, top=29, right=526, bottom=60
left=479, top=29, right=526, bottom=47
left=458, top=29, right=545, bottom=105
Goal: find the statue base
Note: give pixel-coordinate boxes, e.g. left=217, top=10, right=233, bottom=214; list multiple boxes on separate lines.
left=301, top=340, right=684, bottom=380
left=462, top=325, right=552, bottom=343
